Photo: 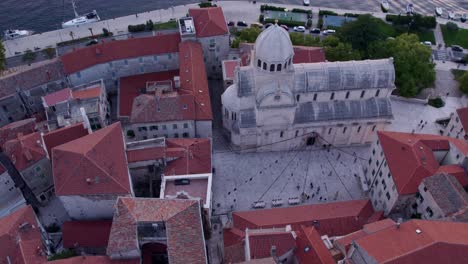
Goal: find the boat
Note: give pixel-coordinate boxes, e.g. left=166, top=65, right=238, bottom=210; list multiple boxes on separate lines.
left=381, top=0, right=390, bottom=12
left=3, top=29, right=33, bottom=40
left=62, top=0, right=100, bottom=28
left=435, top=7, right=443, bottom=16
left=448, top=11, right=455, bottom=20
left=406, top=3, right=414, bottom=14
left=462, top=14, right=467, bottom=22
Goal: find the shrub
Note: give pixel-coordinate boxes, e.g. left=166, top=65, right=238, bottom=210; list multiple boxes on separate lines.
left=306, top=19, right=313, bottom=28
left=145, top=19, right=154, bottom=31
left=317, top=17, right=324, bottom=29
left=263, top=18, right=304, bottom=27
left=319, top=10, right=338, bottom=16
left=428, top=97, right=445, bottom=108
left=102, top=28, right=110, bottom=37
left=128, top=24, right=146, bottom=32
left=343, top=13, right=361, bottom=17
left=260, top=4, right=286, bottom=12
left=22, top=49, right=36, bottom=63
left=42, top=47, right=55, bottom=59
left=48, top=250, right=76, bottom=261
left=458, top=71, right=468, bottom=94
left=127, top=130, right=135, bottom=138
left=386, top=14, right=436, bottom=29
left=446, top=22, right=459, bottom=31
left=291, top=8, right=312, bottom=17
left=259, top=14, right=264, bottom=23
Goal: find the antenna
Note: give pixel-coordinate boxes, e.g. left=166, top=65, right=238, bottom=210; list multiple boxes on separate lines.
left=71, top=0, right=79, bottom=18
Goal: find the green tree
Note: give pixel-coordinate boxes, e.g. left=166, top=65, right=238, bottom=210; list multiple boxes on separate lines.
left=339, top=14, right=386, bottom=57
left=231, top=27, right=262, bottom=48
left=322, top=35, right=340, bottom=47
left=387, top=34, right=436, bottom=97
left=22, top=49, right=37, bottom=64
left=0, top=41, right=5, bottom=71
left=42, top=47, right=56, bottom=59
left=325, top=42, right=361, bottom=62
left=459, top=71, right=468, bottom=94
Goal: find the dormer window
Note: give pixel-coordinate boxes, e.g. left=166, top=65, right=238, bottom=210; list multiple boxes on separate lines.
left=257, top=59, right=262, bottom=67
left=277, top=64, right=282, bottom=71
left=263, top=62, right=267, bottom=70
left=270, top=64, right=275, bottom=72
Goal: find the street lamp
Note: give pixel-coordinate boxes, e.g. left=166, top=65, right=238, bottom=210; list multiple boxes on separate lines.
left=88, top=28, right=94, bottom=37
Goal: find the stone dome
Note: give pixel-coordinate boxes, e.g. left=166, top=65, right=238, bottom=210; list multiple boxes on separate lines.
left=254, top=24, right=294, bottom=68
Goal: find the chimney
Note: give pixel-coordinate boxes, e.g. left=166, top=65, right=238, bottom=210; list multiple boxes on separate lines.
left=174, top=76, right=180, bottom=89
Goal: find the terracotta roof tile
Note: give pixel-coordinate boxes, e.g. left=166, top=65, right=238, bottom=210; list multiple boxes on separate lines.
left=0, top=206, right=46, bottom=264
left=223, top=60, right=240, bottom=80
left=247, top=231, right=296, bottom=259
left=164, top=138, right=211, bottom=176
left=52, top=122, right=132, bottom=196
left=42, top=88, right=72, bottom=107
left=295, top=226, right=335, bottom=264
left=63, top=220, right=112, bottom=248
left=49, top=256, right=138, bottom=264
left=292, top=46, right=326, bottom=64
left=118, top=70, right=179, bottom=117
left=456, top=107, right=468, bottom=133
left=422, top=174, right=468, bottom=216
left=0, top=118, right=37, bottom=148
left=107, top=197, right=206, bottom=263
left=72, top=86, right=101, bottom=100
left=42, top=123, right=89, bottom=158
left=354, top=220, right=468, bottom=263
left=60, top=34, right=181, bottom=74
left=378, top=131, right=468, bottom=194
left=3, top=132, right=46, bottom=171
left=189, top=7, right=229, bottom=38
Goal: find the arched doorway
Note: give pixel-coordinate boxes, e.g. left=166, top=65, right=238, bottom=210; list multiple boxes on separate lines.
left=306, top=136, right=316, bottom=146
left=142, top=243, right=168, bottom=264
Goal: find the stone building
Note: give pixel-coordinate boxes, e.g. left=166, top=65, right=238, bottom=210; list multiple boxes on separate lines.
left=52, top=122, right=133, bottom=220
left=221, top=25, right=395, bottom=151
left=42, top=79, right=110, bottom=131
left=443, top=106, right=468, bottom=142
left=364, top=131, right=468, bottom=216
left=0, top=165, right=27, bottom=218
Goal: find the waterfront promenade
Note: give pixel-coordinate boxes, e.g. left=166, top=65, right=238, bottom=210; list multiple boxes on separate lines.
left=3, top=0, right=468, bottom=58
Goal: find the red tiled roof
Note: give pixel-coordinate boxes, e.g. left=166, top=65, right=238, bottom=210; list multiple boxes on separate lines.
left=237, top=258, right=277, bottom=264
left=436, top=165, right=468, bottom=186
left=118, top=70, right=179, bottom=117
left=126, top=145, right=166, bottom=163
left=130, top=93, right=197, bottom=123
left=0, top=118, right=36, bottom=148
left=43, top=88, right=72, bottom=107
left=295, top=226, right=335, bottom=264
left=189, top=7, right=229, bottom=38
left=107, top=197, right=207, bottom=264
left=3, top=132, right=46, bottom=171
left=164, top=138, right=211, bottom=176
left=49, top=256, right=138, bottom=264
left=232, top=199, right=375, bottom=236
left=354, top=220, right=468, bottom=264
left=223, top=60, right=240, bottom=80
left=63, top=220, right=112, bottom=248
left=248, top=231, right=295, bottom=259
left=60, top=34, right=181, bottom=74
left=0, top=206, right=45, bottom=264
left=178, top=41, right=212, bottom=121
left=292, top=46, right=326, bottom=64
left=456, top=107, right=468, bottom=133
left=42, top=123, right=89, bottom=158
left=378, top=131, right=467, bottom=195
left=72, top=86, right=101, bottom=100
left=52, top=122, right=132, bottom=196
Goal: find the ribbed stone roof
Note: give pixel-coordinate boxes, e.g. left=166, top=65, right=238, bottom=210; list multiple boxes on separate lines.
left=254, top=24, right=294, bottom=64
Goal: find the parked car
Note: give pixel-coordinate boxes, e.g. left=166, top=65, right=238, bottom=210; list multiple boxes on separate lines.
left=310, top=28, right=321, bottom=34
left=293, top=26, right=306, bottom=32
left=322, top=29, right=336, bottom=35
left=85, top=39, right=99, bottom=46
left=452, top=45, right=464, bottom=52
left=227, top=21, right=235, bottom=26
left=280, top=25, right=289, bottom=31
left=421, top=41, right=432, bottom=47
left=237, top=21, right=248, bottom=27
left=303, top=0, right=310, bottom=6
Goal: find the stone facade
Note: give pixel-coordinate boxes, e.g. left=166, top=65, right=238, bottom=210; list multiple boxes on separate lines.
left=0, top=169, right=27, bottom=218
left=59, top=194, right=126, bottom=220
left=443, top=107, right=467, bottom=142
left=198, top=34, right=230, bottom=78
left=221, top=25, right=395, bottom=152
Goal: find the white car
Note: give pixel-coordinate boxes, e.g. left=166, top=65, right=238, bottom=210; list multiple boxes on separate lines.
left=422, top=41, right=432, bottom=47
left=293, top=26, right=306, bottom=32
left=303, top=0, right=310, bottom=6
left=322, top=29, right=336, bottom=35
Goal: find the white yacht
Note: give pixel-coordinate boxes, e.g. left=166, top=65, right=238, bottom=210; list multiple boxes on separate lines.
left=62, top=0, right=100, bottom=28
left=462, top=14, right=467, bottom=22
left=406, top=3, right=414, bottom=14
left=3, top=29, right=33, bottom=40
left=435, top=7, right=443, bottom=17
left=448, top=11, right=455, bottom=20
left=381, top=0, right=390, bottom=12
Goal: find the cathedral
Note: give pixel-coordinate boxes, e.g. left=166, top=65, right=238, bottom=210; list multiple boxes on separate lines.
left=221, top=24, right=395, bottom=151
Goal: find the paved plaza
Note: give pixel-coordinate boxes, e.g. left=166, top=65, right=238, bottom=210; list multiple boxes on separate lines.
left=211, top=96, right=466, bottom=216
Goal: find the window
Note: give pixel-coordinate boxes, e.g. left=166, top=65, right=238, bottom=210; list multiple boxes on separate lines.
left=357, top=126, right=361, bottom=133
left=369, top=158, right=372, bottom=165
left=154, top=55, right=158, bottom=61
left=376, top=160, right=379, bottom=167
left=386, top=192, right=390, bottom=200
left=36, top=166, right=41, bottom=172
left=345, top=91, right=350, bottom=99
left=168, top=54, right=172, bottom=59
left=173, top=124, right=178, bottom=129
left=372, top=125, right=377, bottom=132
left=379, top=171, right=383, bottom=177
left=112, top=72, right=116, bottom=78
left=387, top=172, right=391, bottom=178
left=174, top=133, right=179, bottom=138
left=150, top=125, right=158, bottom=131
left=313, top=94, right=317, bottom=101
left=343, top=127, right=347, bottom=133
left=372, top=149, right=376, bottom=155
left=382, top=179, right=387, bottom=190
left=183, top=132, right=189, bottom=138
left=377, top=140, right=379, bottom=145
left=139, top=57, right=143, bottom=63
left=277, top=64, right=282, bottom=71
left=284, top=62, right=287, bottom=69
left=372, top=169, right=375, bottom=176
left=360, top=90, right=365, bottom=98
left=295, top=130, right=299, bottom=137
left=328, top=127, right=332, bottom=135
left=289, top=58, right=292, bottom=65
left=263, top=62, right=267, bottom=70
left=426, top=207, right=433, bottom=217
left=257, top=59, right=262, bottom=67
left=162, top=125, right=167, bottom=130
left=330, top=92, right=335, bottom=100
left=184, top=123, right=188, bottom=129
left=296, top=94, right=300, bottom=102
left=375, top=89, right=380, bottom=97
left=270, top=64, right=275, bottom=72
left=124, top=60, right=128, bottom=65
left=209, top=39, right=216, bottom=48
left=76, top=71, right=81, bottom=78
left=138, top=127, right=147, bottom=132
left=423, top=186, right=428, bottom=192
left=109, top=62, right=113, bottom=67
left=450, top=125, right=455, bottom=132
left=280, top=131, right=284, bottom=138
left=183, top=104, right=187, bottom=110
left=456, top=117, right=459, bottom=123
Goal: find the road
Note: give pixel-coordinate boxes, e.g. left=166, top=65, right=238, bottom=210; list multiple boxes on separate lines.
left=2, top=0, right=467, bottom=58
